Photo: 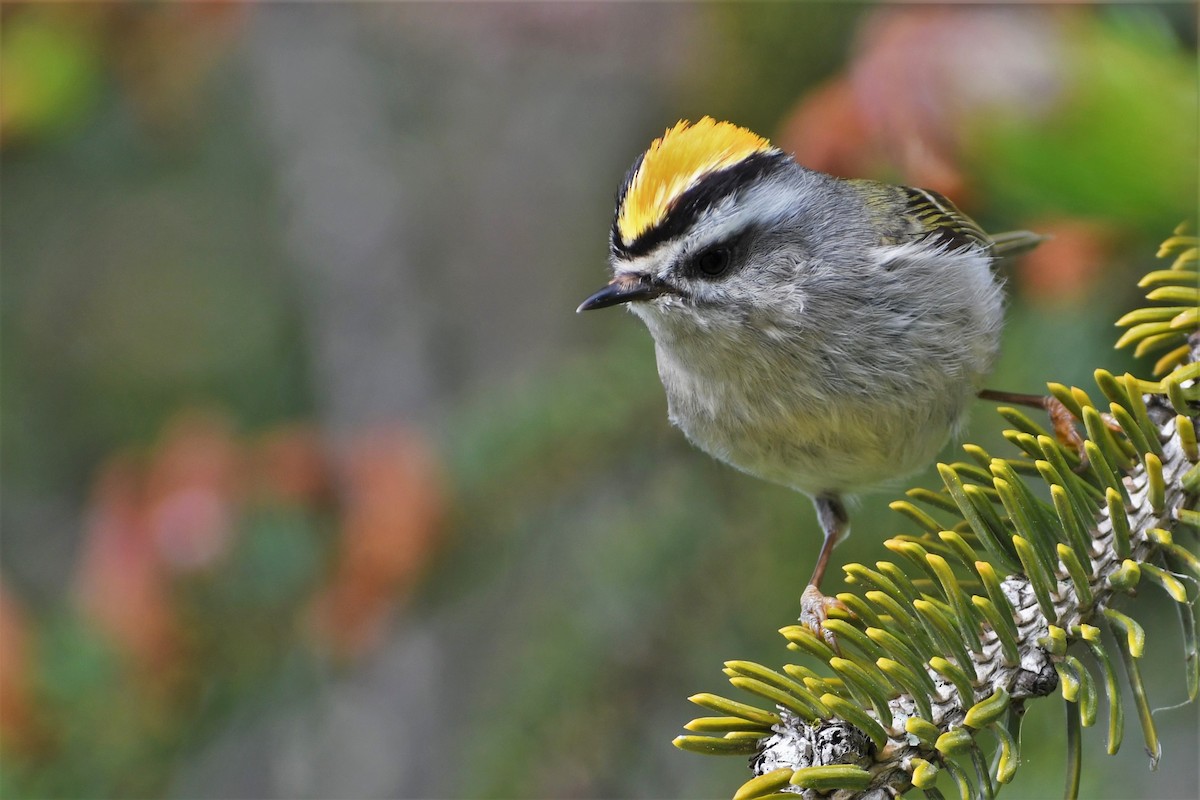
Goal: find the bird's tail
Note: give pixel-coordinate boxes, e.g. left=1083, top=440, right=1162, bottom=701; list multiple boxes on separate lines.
left=990, top=230, right=1049, bottom=259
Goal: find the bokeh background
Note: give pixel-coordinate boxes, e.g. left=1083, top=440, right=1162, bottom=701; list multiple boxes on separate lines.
left=2, top=3, right=1198, bottom=798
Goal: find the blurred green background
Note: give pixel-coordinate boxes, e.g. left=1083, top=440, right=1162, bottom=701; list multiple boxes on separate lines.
left=1, top=3, right=1197, bottom=798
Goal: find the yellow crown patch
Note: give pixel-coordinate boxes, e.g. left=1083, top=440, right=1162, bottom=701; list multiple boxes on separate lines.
left=616, top=117, right=774, bottom=245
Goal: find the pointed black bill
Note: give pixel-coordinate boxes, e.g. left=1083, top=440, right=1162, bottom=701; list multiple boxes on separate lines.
left=576, top=274, right=670, bottom=312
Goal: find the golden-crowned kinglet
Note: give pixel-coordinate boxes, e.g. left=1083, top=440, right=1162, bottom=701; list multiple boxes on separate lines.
left=578, top=118, right=1043, bottom=634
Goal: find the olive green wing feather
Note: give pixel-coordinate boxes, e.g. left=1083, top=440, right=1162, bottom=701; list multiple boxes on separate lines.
left=987, top=228, right=1049, bottom=259
left=900, top=185, right=1046, bottom=257
left=849, top=179, right=1046, bottom=257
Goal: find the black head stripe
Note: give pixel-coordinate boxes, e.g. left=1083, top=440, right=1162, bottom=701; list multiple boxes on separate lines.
left=610, top=150, right=645, bottom=254
left=615, top=150, right=645, bottom=208
left=611, top=150, right=790, bottom=258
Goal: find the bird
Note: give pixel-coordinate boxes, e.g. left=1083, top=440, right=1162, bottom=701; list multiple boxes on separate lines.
left=577, top=117, right=1045, bottom=639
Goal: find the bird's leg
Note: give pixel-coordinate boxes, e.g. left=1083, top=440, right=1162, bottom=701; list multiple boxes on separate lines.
left=800, top=493, right=851, bottom=648
left=977, top=388, right=1119, bottom=463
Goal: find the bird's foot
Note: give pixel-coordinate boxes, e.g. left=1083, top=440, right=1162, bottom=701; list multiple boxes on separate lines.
left=980, top=389, right=1123, bottom=471
left=800, top=584, right=849, bottom=651
left=1043, top=395, right=1122, bottom=472
left=1044, top=395, right=1085, bottom=457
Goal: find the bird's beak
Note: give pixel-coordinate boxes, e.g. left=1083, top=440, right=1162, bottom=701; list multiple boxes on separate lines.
left=576, top=273, right=670, bottom=313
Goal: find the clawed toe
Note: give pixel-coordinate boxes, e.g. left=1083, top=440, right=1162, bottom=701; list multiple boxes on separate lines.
left=800, top=584, right=850, bottom=651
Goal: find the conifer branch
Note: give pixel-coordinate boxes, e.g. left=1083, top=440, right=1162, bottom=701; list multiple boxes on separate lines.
left=674, top=229, right=1200, bottom=799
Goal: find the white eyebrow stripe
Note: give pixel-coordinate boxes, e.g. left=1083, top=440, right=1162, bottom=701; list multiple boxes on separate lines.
left=685, top=180, right=799, bottom=252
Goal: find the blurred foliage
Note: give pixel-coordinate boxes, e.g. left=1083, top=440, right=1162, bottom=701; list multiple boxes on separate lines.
left=0, top=9, right=102, bottom=144
left=690, top=3, right=860, bottom=133
left=972, top=10, right=1199, bottom=235
left=0, top=415, right=445, bottom=798
left=0, top=4, right=243, bottom=146
left=0, top=5, right=312, bottom=560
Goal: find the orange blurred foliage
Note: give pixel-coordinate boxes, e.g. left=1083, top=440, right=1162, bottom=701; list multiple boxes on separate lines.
left=0, top=584, right=47, bottom=758
left=779, top=5, right=1070, bottom=203
left=5, top=409, right=445, bottom=778
left=309, top=429, right=446, bottom=659
left=776, top=4, right=1123, bottom=300
left=1013, top=219, right=1115, bottom=306
left=105, top=0, right=246, bottom=138
left=70, top=410, right=445, bottom=676
left=73, top=450, right=187, bottom=677
left=72, top=413, right=241, bottom=678
left=253, top=425, right=335, bottom=508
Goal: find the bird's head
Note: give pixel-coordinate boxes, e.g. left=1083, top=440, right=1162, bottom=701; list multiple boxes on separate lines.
left=578, top=118, right=822, bottom=331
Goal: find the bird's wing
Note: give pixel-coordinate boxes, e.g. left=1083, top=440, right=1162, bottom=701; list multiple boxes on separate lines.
left=987, top=229, right=1050, bottom=259
left=898, top=186, right=992, bottom=252
left=850, top=179, right=1046, bottom=257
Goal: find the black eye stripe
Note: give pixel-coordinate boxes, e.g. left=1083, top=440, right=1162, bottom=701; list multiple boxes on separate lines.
left=682, top=224, right=761, bottom=281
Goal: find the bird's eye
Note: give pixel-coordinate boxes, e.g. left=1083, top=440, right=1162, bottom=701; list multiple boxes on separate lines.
left=696, top=246, right=731, bottom=277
